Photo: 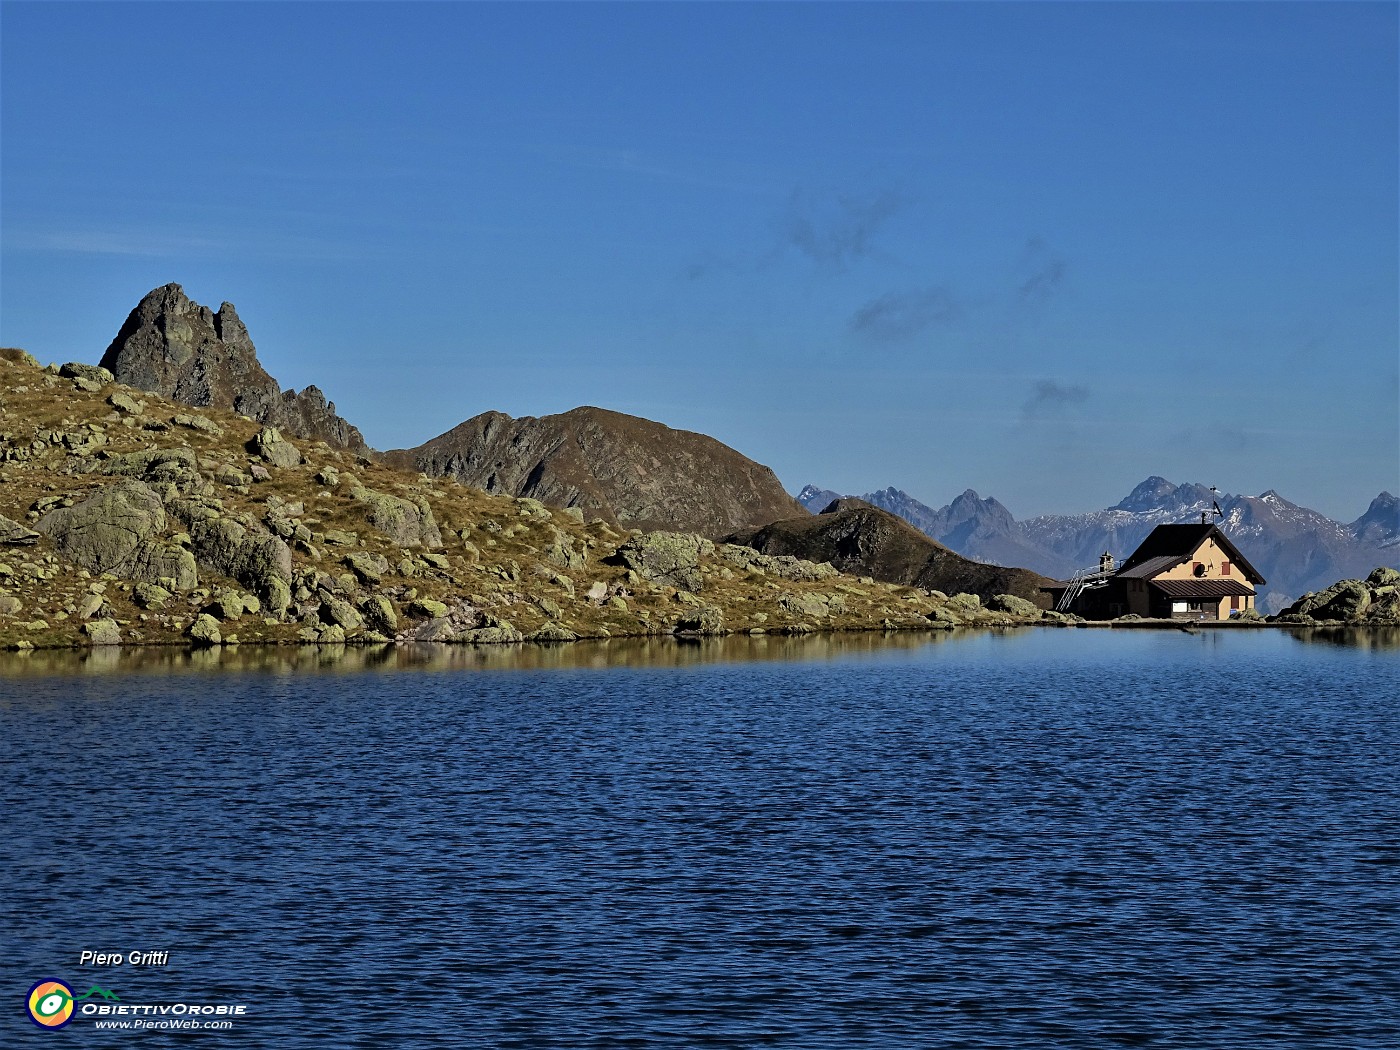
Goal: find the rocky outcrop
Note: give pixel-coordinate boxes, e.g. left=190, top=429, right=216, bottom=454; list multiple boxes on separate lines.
left=99, top=284, right=367, bottom=452
left=612, top=532, right=714, bottom=592
left=387, top=406, right=804, bottom=537
left=1273, top=568, right=1400, bottom=625
left=726, top=499, right=1054, bottom=606
left=347, top=482, right=442, bottom=548
left=35, top=479, right=197, bottom=589
left=0, top=515, right=40, bottom=546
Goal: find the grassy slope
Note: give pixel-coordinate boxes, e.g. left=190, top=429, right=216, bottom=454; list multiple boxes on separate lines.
left=0, top=353, right=1029, bottom=649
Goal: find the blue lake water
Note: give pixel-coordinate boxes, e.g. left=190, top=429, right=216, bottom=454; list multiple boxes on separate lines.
left=3, top=628, right=1398, bottom=1047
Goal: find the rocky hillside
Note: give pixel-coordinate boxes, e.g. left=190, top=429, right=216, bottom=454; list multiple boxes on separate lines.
left=726, top=499, right=1057, bottom=611
left=0, top=350, right=1038, bottom=651
left=390, top=407, right=805, bottom=538
left=801, top=476, right=1398, bottom=615
left=100, top=284, right=368, bottom=452
left=1273, top=567, right=1400, bottom=626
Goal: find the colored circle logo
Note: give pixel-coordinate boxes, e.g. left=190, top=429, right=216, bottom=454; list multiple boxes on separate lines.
left=28, top=980, right=75, bottom=1028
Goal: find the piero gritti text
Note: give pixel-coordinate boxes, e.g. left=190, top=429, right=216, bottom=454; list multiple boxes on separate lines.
left=80, top=949, right=170, bottom=967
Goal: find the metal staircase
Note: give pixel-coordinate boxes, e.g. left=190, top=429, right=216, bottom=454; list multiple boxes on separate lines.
left=1055, top=559, right=1117, bottom=612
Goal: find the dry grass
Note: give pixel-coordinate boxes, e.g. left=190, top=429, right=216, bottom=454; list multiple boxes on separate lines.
left=0, top=356, right=1021, bottom=649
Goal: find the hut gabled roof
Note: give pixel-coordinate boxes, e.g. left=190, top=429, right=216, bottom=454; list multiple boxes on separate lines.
left=1115, top=523, right=1266, bottom=584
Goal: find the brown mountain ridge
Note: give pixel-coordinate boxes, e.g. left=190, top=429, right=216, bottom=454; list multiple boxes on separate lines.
left=386, top=406, right=805, bottom=538
left=727, top=498, right=1055, bottom=607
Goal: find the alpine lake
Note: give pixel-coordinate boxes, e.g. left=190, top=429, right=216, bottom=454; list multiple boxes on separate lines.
left=4, top=626, right=1397, bottom=1048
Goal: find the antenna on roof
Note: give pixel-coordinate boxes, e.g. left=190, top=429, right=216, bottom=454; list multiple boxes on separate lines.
left=1200, top=486, right=1224, bottom=525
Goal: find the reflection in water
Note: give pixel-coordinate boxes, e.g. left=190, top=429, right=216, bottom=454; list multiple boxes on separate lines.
left=1284, top=626, right=1400, bottom=651
left=0, top=629, right=981, bottom=677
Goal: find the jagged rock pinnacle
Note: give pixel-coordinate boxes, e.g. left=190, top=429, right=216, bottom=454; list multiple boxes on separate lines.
left=99, top=284, right=368, bottom=453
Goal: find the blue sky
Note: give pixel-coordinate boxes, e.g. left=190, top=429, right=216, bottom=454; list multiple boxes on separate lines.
left=2, top=2, right=1395, bottom=520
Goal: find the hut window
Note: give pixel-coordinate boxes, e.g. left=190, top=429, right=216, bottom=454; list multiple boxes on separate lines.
left=1221, top=561, right=1231, bottom=575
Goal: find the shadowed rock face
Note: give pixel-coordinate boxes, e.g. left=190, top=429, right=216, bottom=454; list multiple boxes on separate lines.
left=726, top=499, right=1054, bottom=606
left=99, top=284, right=367, bottom=452
left=388, top=406, right=804, bottom=538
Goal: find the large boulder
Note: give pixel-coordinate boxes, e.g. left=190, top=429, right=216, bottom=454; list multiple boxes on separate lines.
left=1282, top=580, right=1371, bottom=622
left=987, top=593, right=1041, bottom=618
left=348, top=483, right=442, bottom=548
left=0, top=515, right=40, bottom=546
left=96, top=447, right=202, bottom=493
left=186, top=516, right=293, bottom=614
left=612, top=532, right=714, bottom=592
left=35, top=479, right=198, bottom=589
left=251, top=426, right=302, bottom=468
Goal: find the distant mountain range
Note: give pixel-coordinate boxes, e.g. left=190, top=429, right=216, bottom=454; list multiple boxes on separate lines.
left=798, top=479, right=1399, bottom=615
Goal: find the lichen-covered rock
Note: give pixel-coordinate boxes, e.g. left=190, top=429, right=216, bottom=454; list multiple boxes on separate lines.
left=59, top=362, right=113, bottom=385
left=348, top=483, right=443, bottom=548
left=0, top=595, right=22, bottom=616
left=1366, top=567, right=1400, bottom=589
left=132, top=582, right=171, bottom=608
left=360, top=594, right=398, bottom=635
left=543, top=529, right=585, bottom=570
left=527, top=622, right=578, bottom=642
left=344, top=551, right=387, bottom=584
left=987, top=593, right=1041, bottom=618
left=265, top=578, right=292, bottom=619
left=320, top=596, right=363, bottom=631
left=613, top=531, right=714, bottom=592
left=408, top=598, right=448, bottom=619
left=0, top=515, right=40, bottom=546
left=252, top=426, right=302, bottom=468
left=36, top=479, right=197, bottom=589
left=1281, top=580, right=1371, bottom=622
left=1, top=348, right=39, bottom=368
left=406, top=616, right=457, bottom=642
left=207, top=589, right=248, bottom=621
left=458, top=623, right=524, bottom=644
left=82, top=618, right=122, bottom=645
left=78, top=593, right=105, bottom=619
left=779, top=593, right=828, bottom=619
left=187, top=613, right=222, bottom=646
left=108, top=391, right=144, bottom=414
left=173, top=413, right=222, bottom=435
left=186, top=516, right=292, bottom=613
left=97, top=447, right=202, bottom=492
left=675, top=605, right=725, bottom=635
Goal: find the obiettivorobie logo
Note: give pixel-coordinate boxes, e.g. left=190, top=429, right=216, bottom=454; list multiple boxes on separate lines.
left=25, top=979, right=247, bottom=1032
left=27, top=980, right=119, bottom=1029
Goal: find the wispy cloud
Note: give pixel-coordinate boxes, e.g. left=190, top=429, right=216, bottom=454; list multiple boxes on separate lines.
left=4, top=228, right=227, bottom=258
left=1022, top=379, right=1090, bottom=420
left=849, top=285, right=959, bottom=341
left=779, top=188, right=908, bottom=271
left=1018, top=237, right=1067, bottom=301
left=4, top=224, right=382, bottom=263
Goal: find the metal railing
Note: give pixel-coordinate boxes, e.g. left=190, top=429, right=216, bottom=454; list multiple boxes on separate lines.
left=1055, top=564, right=1117, bottom=612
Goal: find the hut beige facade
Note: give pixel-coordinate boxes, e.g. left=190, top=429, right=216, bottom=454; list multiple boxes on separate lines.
left=1052, top=523, right=1266, bottom=620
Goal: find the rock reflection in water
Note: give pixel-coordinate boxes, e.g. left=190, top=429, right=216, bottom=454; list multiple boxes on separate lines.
left=1285, top=625, right=1400, bottom=651
left=0, top=629, right=976, bottom=677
